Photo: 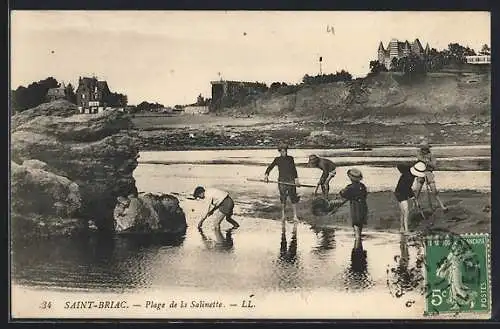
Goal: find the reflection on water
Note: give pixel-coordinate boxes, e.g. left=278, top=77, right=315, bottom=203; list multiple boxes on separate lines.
left=198, top=226, right=235, bottom=252
left=12, top=219, right=413, bottom=294
left=279, top=221, right=298, bottom=264
left=343, top=237, right=374, bottom=291
left=12, top=233, right=186, bottom=291
left=311, top=226, right=337, bottom=257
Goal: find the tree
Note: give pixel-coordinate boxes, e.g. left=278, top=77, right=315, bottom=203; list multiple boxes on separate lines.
left=369, top=60, right=388, bottom=74
left=65, top=83, right=77, bottom=104
left=479, top=44, right=490, bottom=55
left=196, top=94, right=205, bottom=105
left=447, top=43, right=476, bottom=64
left=136, top=101, right=164, bottom=112
left=302, top=70, right=352, bottom=85
left=104, top=92, right=128, bottom=107
left=11, top=77, right=59, bottom=112
left=389, top=57, right=400, bottom=72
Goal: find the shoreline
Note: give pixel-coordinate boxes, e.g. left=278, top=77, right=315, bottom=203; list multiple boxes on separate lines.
left=236, top=190, right=491, bottom=235
left=136, top=142, right=489, bottom=152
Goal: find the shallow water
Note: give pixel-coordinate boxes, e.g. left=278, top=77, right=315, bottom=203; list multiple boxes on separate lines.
left=10, top=147, right=489, bottom=317
left=12, top=215, right=418, bottom=295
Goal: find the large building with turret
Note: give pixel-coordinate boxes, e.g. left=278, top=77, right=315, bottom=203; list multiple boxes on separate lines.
left=377, top=38, right=430, bottom=69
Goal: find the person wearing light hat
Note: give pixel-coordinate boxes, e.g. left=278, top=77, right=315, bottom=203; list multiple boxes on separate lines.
left=264, top=143, right=301, bottom=222
left=415, top=141, right=447, bottom=211
left=339, top=168, right=368, bottom=239
left=308, top=154, right=337, bottom=199
left=394, top=161, right=424, bottom=233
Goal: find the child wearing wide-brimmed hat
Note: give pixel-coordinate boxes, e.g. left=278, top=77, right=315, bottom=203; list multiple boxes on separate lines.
left=395, top=161, right=424, bottom=233
left=339, top=168, right=368, bottom=239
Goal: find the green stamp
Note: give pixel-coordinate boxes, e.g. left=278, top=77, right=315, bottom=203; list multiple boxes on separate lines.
left=424, top=233, right=490, bottom=316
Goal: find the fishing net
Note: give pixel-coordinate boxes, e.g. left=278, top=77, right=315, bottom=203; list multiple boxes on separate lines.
left=312, top=197, right=347, bottom=216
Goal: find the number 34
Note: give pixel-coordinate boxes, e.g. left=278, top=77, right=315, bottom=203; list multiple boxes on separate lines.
left=40, top=301, right=52, bottom=309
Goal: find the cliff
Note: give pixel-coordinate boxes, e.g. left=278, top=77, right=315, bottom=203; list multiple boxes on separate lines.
left=10, top=100, right=186, bottom=239
left=226, top=71, right=490, bottom=124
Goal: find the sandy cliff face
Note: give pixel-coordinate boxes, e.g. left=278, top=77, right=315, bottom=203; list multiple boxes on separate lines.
left=228, top=72, right=491, bottom=124
left=10, top=100, right=187, bottom=238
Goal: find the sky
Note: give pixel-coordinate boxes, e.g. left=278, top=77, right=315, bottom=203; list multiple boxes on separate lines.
left=10, top=11, right=490, bottom=106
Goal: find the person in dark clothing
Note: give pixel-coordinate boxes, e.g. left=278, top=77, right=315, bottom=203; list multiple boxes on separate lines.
left=264, top=143, right=301, bottom=222
left=308, top=154, right=337, bottom=199
left=394, top=162, right=420, bottom=233
left=339, top=168, right=368, bottom=240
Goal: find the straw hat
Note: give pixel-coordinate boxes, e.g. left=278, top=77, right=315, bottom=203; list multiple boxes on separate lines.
left=347, top=168, right=363, bottom=182
left=410, top=161, right=427, bottom=177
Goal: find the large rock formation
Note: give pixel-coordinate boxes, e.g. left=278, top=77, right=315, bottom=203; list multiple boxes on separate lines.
left=11, top=160, right=83, bottom=239
left=113, top=193, right=187, bottom=234
left=11, top=100, right=186, bottom=238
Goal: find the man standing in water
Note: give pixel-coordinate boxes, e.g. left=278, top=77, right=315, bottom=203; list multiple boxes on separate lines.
left=264, top=143, right=301, bottom=222
left=414, top=141, right=448, bottom=211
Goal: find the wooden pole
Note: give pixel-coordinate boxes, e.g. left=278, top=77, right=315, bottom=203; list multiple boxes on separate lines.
left=246, top=178, right=316, bottom=188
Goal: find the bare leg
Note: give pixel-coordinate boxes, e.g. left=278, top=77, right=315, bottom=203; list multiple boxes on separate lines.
left=399, top=200, right=409, bottom=233
left=322, top=183, right=330, bottom=199
left=281, top=202, right=286, bottom=222
left=353, top=225, right=361, bottom=240
left=212, top=210, right=226, bottom=230
left=226, top=215, right=240, bottom=229
left=292, top=203, right=299, bottom=222
left=415, top=178, right=424, bottom=199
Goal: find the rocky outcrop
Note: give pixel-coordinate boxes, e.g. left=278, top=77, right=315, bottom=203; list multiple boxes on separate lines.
left=11, top=160, right=84, bottom=239
left=11, top=100, right=141, bottom=235
left=113, top=193, right=187, bottom=234
left=224, top=71, right=491, bottom=124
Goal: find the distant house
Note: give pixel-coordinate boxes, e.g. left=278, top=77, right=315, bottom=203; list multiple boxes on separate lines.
left=46, top=83, right=66, bottom=102
left=465, top=55, right=491, bottom=65
left=183, top=105, right=209, bottom=115
left=378, top=38, right=430, bottom=69
left=75, top=76, right=112, bottom=114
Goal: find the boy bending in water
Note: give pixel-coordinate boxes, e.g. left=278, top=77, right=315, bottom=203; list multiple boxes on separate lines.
left=308, top=154, right=336, bottom=199
left=193, top=186, right=240, bottom=230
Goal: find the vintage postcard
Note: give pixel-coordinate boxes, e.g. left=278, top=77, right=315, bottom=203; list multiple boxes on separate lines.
left=9, top=11, right=491, bottom=320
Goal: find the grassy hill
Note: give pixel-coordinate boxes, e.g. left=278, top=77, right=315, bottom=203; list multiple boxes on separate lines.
left=224, top=71, right=490, bottom=124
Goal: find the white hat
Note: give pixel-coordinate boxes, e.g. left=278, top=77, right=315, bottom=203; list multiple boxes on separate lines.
left=410, top=161, right=427, bottom=177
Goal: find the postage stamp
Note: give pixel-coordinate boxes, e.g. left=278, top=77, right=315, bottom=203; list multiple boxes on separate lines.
left=423, top=233, right=491, bottom=316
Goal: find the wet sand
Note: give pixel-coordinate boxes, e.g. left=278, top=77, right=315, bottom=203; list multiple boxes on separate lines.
left=131, top=114, right=490, bottom=151
left=242, top=190, right=491, bottom=235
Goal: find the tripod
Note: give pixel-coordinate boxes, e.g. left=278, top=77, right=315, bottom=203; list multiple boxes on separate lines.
left=414, top=174, right=447, bottom=215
